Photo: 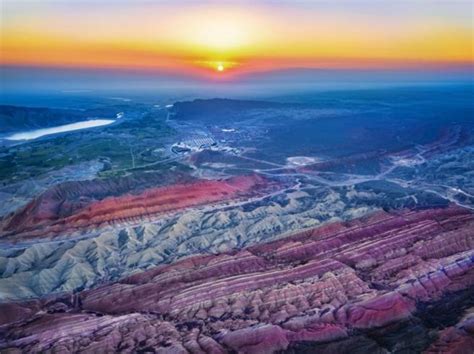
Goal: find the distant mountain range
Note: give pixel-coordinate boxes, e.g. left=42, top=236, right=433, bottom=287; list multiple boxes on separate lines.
left=0, top=105, right=90, bottom=133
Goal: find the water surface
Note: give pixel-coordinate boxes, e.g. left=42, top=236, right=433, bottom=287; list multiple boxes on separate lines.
left=6, top=119, right=115, bottom=141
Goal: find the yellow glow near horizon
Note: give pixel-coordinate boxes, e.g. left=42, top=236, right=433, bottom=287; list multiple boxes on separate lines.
left=1, top=2, right=472, bottom=75
left=178, top=13, right=253, bottom=52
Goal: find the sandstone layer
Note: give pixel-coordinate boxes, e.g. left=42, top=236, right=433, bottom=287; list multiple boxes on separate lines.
left=1, top=206, right=473, bottom=353
left=1, top=174, right=273, bottom=240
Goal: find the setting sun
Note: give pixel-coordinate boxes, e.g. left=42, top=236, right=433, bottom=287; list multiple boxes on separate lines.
left=1, top=1, right=472, bottom=77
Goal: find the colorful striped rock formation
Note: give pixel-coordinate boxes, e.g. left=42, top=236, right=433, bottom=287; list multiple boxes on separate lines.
left=1, top=174, right=275, bottom=240
left=0, top=205, right=473, bottom=353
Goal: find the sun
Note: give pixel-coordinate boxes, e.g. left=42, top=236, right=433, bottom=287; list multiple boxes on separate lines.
left=197, top=60, right=237, bottom=73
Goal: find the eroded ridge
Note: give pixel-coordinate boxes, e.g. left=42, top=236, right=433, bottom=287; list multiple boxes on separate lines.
left=1, top=174, right=274, bottom=240
left=0, top=206, right=473, bottom=353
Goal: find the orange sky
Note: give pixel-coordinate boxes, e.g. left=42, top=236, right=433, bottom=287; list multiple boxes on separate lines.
left=1, top=1, right=473, bottom=77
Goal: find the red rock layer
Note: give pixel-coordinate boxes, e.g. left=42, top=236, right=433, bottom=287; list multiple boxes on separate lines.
left=1, top=174, right=272, bottom=239
left=424, top=314, right=474, bottom=354
left=0, top=206, right=473, bottom=353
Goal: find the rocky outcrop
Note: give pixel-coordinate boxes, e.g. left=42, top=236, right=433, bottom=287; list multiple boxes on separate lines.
left=1, top=206, right=473, bottom=353
left=0, top=186, right=380, bottom=300
left=424, top=312, right=474, bottom=353
left=1, top=174, right=273, bottom=239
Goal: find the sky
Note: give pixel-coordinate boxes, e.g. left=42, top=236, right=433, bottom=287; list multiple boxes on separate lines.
left=1, top=0, right=473, bottom=79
